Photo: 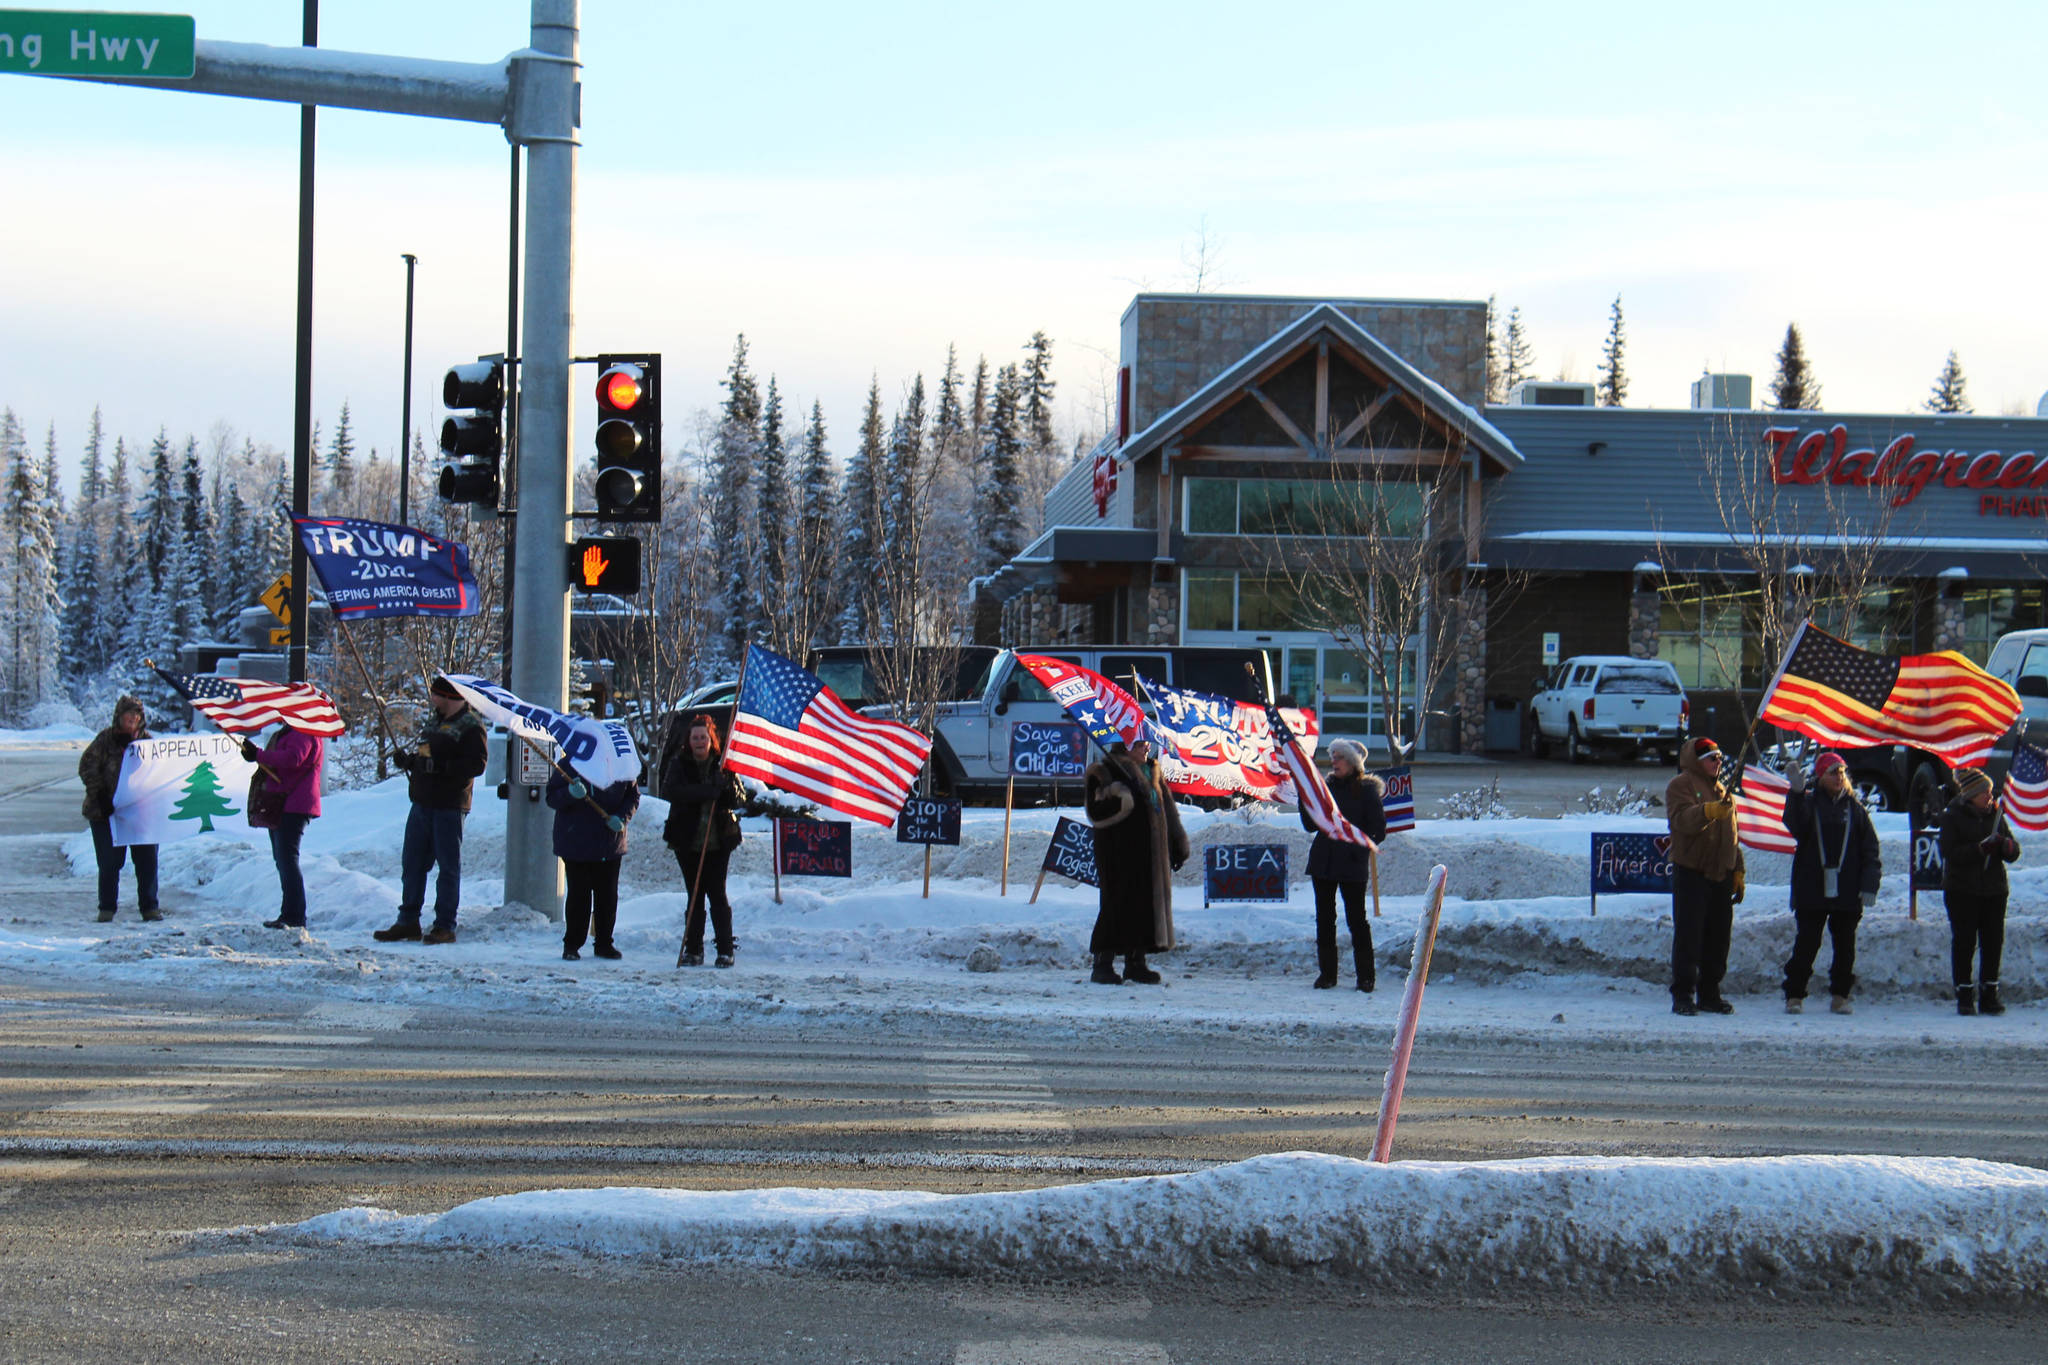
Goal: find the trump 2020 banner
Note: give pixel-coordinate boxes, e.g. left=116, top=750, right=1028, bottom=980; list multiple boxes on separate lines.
left=441, top=674, right=641, bottom=788
left=1140, top=674, right=1319, bottom=801
left=291, top=515, right=481, bottom=620
left=109, top=733, right=260, bottom=847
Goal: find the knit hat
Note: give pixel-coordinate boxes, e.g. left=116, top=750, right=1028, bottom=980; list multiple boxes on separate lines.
left=1329, top=738, right=1366, bottom=769
left=113, top=695, right=144, bottom=722
left=1692, top=736, right=1720, bottom=758
left=1954, top=767, right=1993, bottom=801
left=430, top=675, right=463, bottom=700
left=1814, top=751, right=1847, bottom=778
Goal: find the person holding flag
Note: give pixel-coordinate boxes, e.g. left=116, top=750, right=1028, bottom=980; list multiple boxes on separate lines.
left=242, top=722, right=327, bottom=931
left=374, top=677, right=491, bottom=946
left=1940, top=767, right=2022, bottom=1017
left=1778, top=752, right=1881, bottom=1016
left=548, top=760, right=639, bottom=962
left=663, top=714, right=747, bottom=968
left=1664, top=737, right=1744, bottom=1017
left=78, top=695, right=160, bottom=924
left=1299, top=738, right=1387, bottom=992
left=1083, top=737, right=1189, bottom=986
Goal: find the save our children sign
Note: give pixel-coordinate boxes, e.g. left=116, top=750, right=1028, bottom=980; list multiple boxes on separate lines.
left=110, top=733, right=261, bottom=847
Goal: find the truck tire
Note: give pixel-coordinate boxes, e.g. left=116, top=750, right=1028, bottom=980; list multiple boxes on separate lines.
left=1527, top=714, right=1549, bottom=759
left=1566, top=720, right=1588, bottom=765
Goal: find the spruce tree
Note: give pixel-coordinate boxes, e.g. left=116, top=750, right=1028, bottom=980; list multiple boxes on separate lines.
left=95, top=438, right=135, bottom=676
left=932, top=345, right=964, bottom=466
left=1484, top=295, right=1504, bottom=403
left=179, top=438, right=217, bottom=639
left=1768, top=324, right=1822, bottom=411
left=711, top=335, right=762, bottom=668
left=213, top=481, right=253, bottom=637
left=796, top=401, right=839, bottom=647
left=62, top=419, right=104, bottom=679
left=837, top=379, right=885, bottom=641
left=753, top=378, right=791, bottom=649
left=1502, top=307, right=1534, bottom=395
left=1597, top=294, right=1628, bottom=406
left=879, top=377, right=928, bottom=642
left=974, top=364, right=1026, bottom=575
left=138, top=430, right=177, bottom=589
left=326, top=402, right=356, bottom=503
left=1926, top=350, right=1972, bottom=414
left=970, top=356, right=991, bottom=437
left=1021, top=332, right=1057, bottom=452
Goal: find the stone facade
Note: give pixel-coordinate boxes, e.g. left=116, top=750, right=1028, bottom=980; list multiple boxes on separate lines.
left=1627, top=589, right=1661, bottom=658
left=1143, top=580, right=1178, bottom=645
left=998, top=588, right=1095, bottom=648
left=1932, top=590, right=1967, bottom=654
left=1454, top=584, right=1488, bottom=756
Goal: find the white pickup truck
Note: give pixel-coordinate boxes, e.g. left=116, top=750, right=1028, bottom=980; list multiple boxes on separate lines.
left=1528, top=655, right=1690, bottom=764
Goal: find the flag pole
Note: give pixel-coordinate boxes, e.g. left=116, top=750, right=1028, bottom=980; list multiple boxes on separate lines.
left=680, top=645, right=752, bottom=967
left=332, top=620, right=403, bottom=754
left=1737, top=618, right=1812, bottom=773
left=1000, top=775, right=1014, bottom=897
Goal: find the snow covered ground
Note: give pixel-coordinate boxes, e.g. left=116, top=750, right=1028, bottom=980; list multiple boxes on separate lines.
left=244, top=1150, right=2048, bottom=1299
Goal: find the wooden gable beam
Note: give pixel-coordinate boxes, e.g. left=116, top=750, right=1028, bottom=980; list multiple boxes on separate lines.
left=1333, top=386, right=1400, bottom=449
left=1245, top=383, right=1318, bottom=458
left=1314, top=342, right=1330, bottom=457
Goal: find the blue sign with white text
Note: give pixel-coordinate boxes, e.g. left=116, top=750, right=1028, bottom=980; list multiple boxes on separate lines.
left=1589, top=831, right=1673, bottom=913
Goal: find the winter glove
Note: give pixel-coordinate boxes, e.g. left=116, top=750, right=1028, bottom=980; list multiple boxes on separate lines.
left=605, top=815, right=625, bottom=832
left=2005, top=836, right=2021, bottom=860
left=1980, top=835, right=2004, bottom=857
left=1860, top=891, right=1877, bottom=908
left=568, top=781, right=589, bottom=801
left=1701, top=798, right=1734, bottom=822
left=1732, top=868, right=1746, bottom=904
left=391, top=752, right=415, bottom=771
left=1784, top=763, right=1806, bottom=795
left=240, top=740, right=261, bottom=764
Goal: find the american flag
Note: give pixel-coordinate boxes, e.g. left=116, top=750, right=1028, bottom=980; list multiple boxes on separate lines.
left=2003, top=740, right=2048, bottom=833
left=1759, top=622, right=2020, bottom=769
left=1372, top=764, right=1416, bottom=834
left=1267, top=705, right=1376, bottom=849
left=1735, top=764, right=1798, bottom=855
left=155, top=668, right=347, bottom=737
left=726, top=644, right=932, bottom=826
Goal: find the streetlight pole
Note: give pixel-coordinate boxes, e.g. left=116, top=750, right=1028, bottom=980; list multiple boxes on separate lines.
left=399, top=252, right=417, bottom=526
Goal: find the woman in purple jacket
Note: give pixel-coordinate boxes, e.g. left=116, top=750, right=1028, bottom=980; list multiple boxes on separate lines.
left=243, top=727, right=325, bottom=929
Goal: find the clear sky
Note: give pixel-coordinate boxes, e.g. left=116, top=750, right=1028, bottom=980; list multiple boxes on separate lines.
left=5, top=0, right=2045, bottom=482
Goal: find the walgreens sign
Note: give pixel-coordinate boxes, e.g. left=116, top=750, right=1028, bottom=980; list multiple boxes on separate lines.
left=1767, top=425, right=2048, bottom=517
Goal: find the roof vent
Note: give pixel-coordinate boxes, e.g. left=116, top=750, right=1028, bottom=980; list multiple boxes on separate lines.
left=1508, top=380, right=1596, bottom=407
left=1690, top=374, right=1753, bottom=410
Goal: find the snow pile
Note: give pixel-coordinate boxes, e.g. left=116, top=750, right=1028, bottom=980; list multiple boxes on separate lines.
left=260, top=1151, right=2048, bottom=1298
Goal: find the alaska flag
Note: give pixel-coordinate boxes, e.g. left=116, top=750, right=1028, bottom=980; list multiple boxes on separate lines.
left=291, top=515, right=480, bottom=620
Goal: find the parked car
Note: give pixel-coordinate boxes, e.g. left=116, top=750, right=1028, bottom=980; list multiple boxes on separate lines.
left=1527, top=656, right=1689, bottom=764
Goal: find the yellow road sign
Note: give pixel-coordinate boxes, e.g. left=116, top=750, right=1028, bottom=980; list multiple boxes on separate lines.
left=269, top=626, right=291, bottom=647
left=259, top=573, right=292, bottom=624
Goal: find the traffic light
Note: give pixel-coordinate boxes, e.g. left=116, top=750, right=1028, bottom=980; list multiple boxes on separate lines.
left=569, top=536, right=642, bottom=595
left=593, top=352, right=661, bottom=522
left=439, top=357, right=504, bottom=507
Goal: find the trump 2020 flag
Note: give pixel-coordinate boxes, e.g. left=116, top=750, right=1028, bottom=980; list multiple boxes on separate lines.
left=109, top=733, right=260, bottom=847
left=1012, top=654, right=1157, bottom=750
left=441, top=674, right=641, bottom=787
left=1139, top=673, right=1318, bottom=801
left=292, top=515, right=481, bottom=620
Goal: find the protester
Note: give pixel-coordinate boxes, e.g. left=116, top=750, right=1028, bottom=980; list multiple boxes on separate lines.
left=374, top=677, right=490, bottom=946
left=1084, top=737, right=1189, bottom=985
left=78, top=695, right=160, bottom=923
left=548, top=765, right=638, bottom=961
left=1779, top=751, right=1882, bottom=1015
left=1298, top=738, right=1387, bottom=991
left=662, top=714, right=745, bottom=968
left=1940, top=767, right=2021, bottom=1017
left=1664, top=735, right=1744, bottom=1016
left=243, top=724, right=324, bottom=930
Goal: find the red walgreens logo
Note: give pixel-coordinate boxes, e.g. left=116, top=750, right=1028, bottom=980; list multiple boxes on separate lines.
left=1767, top=425, right=2048, bottom=515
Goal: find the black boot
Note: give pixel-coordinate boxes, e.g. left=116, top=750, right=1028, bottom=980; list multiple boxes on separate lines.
left=1979, top=982, right=2006, bottom=1016
left=1122, top=953, right=1162, bottom=985
left=1090, top=953, right=1121, bottom=985
left=1957, top=984, right=1977, bottom=1016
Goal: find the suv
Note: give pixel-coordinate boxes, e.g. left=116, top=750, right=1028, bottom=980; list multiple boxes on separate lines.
left=1528, top=656, right=1689, bottom=764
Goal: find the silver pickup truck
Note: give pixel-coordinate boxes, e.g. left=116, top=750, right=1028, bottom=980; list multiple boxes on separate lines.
left=1528, top=655, right=1689, bottom=764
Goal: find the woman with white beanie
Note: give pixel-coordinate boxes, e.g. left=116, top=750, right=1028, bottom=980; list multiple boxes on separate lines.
left=1299, top=738, right=1387, bottom=990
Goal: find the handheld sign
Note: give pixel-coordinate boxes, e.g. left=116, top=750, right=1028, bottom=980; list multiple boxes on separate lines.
left=776, top=817, right=852, bottom=878
left=1009, top=720, right=1087, bottom=777
left=1203, top=844, right=1288, bottom=906
left=895, top=796, right=962, bottom=846
left=1039, top=816, right=1099, bottom=888
left=1589, top=831, right=1673, bottom=916
left=1910, top=808, right=1942, bottom=922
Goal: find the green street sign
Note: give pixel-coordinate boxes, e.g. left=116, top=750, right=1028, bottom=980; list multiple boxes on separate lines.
left=0, top=10, right=194, bottom=79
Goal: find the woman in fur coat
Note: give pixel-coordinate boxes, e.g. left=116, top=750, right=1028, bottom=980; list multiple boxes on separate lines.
left=1084, top=738, right=1189, bottom=985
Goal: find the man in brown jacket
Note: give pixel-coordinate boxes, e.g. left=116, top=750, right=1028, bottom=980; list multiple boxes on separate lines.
left=1664, top=735, right=1745, bottom=1016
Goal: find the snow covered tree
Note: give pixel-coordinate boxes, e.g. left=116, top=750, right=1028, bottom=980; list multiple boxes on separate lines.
left=61, top=416, right=105, bottom=680
left=212, top=480, right=255, bottom=637
left=969, top=355, right=990, bottom=437
left=1484, top=295, right=1505, bottom=404
left=137, top=430, right=177, bottom=589
left=974, top=364, right=1026, bottom=575
left=879, top=376, right=928, bottom=639
left=1597, top=294, right=1628, bottom=407
left=836, top=379, right=885, bottom=642
left=1, top=411, right=62, bottom=720
left=1502, top=307, right=1534, bottom=395
left=1769, top=323, right=1822, bottom=411
left=179, top=438, right=218, bottom=639
left=326, top=401, right=356, bottom=503
left=753, top=378, right=793, bottom=653
left=795, top=401, right=839, bottom=650
left=932, top=345, right=965, bottom=467
left=94, top=438, right=135, bottom=680
left=711, top=335, right=762, bottom=669
left=1021, top=331, right=1057, bottom=453
left=1926, top=350, right=1972, bottom=414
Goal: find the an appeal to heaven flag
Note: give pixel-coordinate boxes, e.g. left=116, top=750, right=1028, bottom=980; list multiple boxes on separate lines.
left=1138, top=673, right=1318, bottom=800
left=441, top=674, right=641, bottom=788
left=1758, top=621, right=2020, bottom=768
left=109, top=732, right=260, bottom=847
left=292, top=515, right=481, bottom=620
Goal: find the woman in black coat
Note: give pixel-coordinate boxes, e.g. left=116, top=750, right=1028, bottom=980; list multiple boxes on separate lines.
left=547, top=769, right=638, bottom=961
left=1299, top=738, right=1388, bottom=991
left=661, top=713, right=746, bottom=968
left=1940, top=766, right=2021, bottom=1016
left=1084, top=738, right=1189, bottom=985
left=1779, top=751, right=1882, bottom=1015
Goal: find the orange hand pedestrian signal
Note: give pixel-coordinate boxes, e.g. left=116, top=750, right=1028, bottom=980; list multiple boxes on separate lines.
left=581, top=543, right=609, bottom=588
left=567, top=536, right=640, bottom=595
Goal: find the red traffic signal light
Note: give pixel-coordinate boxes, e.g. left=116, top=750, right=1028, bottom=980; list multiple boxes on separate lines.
left=593, top=354, right=660, bottom=523
left=599, top=366, right=643, bottom=412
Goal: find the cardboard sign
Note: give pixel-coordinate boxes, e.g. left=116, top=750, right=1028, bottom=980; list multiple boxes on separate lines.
left=1911, top=808, right=1945, bottom=892
left=777, top=817, right=852, bottom=878
left=1203, top=843, right=1288, bottom=906
left=1009, top=720, right=1087, bottom=777
left=895, top=796, right=962, bottom=846
left=1372, top=764, right=1415, bottom=833
left=1589, top=831, right=1674, bottom=914
left=1040, top=816, right=1099, bottom=887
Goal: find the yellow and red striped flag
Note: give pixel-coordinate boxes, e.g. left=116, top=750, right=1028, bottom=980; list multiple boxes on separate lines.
left=1758, top=623, right=2019, bottom=769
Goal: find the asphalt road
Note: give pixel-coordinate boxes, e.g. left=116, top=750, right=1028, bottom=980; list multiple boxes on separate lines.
left=3, top=742, right=2042, bottom=1361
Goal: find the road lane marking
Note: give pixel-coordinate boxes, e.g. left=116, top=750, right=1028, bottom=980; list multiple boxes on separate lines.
left=956, top=1340, right=1170, bottom=1364
left=922, top=1048, right=1072, bottom=1139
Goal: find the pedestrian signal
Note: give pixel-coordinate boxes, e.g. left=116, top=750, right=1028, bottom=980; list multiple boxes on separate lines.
left=568, top=536, right=641, bottom=595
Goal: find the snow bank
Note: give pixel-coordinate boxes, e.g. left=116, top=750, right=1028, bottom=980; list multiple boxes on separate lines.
left=260, top=1151, right=2048, bottom=1299
left=0, top=722, right=92, bottom=746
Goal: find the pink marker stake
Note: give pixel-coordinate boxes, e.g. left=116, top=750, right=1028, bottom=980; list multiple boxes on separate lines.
left=1371, top=863, right=1449, bottom=1164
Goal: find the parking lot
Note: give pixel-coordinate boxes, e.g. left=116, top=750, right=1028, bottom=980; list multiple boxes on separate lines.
left=1408, top=751, right=1679, bottom=817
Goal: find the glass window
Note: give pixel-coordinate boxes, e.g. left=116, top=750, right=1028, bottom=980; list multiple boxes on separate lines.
left=1003, top=655, right=1080, bottom=704
left=1595, top=664, right=1682, bottom=695
left=1959, top=586, right=2045, bottom=666
left=1100, top=655, right=1169, bottom=691
left=1185, top=570, right=1235, bottom=631
left=1238, top=574, right=1305, bottom=631
left=1185, top=478, right=1236, bottom=534
left=1658, top=578, right=1747, bottom=690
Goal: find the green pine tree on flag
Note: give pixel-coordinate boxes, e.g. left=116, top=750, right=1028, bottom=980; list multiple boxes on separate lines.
left=169, top=759, right=239, bottom=833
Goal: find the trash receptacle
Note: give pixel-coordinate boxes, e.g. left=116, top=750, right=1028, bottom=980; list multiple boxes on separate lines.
left=1485, top=697, right=1520, bottom=753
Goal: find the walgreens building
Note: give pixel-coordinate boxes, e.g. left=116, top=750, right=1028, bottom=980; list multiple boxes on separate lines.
left=975, top=292, right=2048, bottom=754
